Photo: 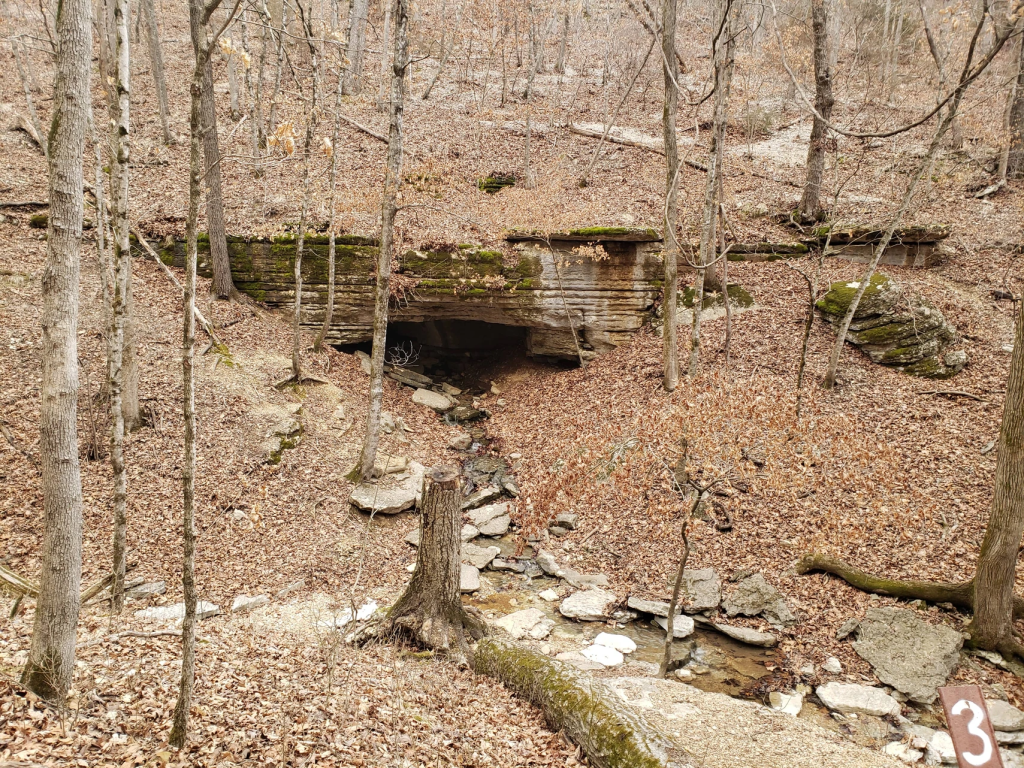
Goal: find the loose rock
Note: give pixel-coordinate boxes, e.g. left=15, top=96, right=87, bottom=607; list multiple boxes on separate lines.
left=594, top=632, right=637, bottom=654
left=769, top=691, right=804, bottom=716
left=987, top=700, right=1024, bottom=732
left=126, top=581, right=166, bottom=599
left=528, top=619, right=555, bottom=640
left=559, top=588, right=617, bottom=621
left=654, top=615, right=696, bottom=639
left=837, top=618, right=860, bottom=640
left=555, top=512, right=579, bottom=530
left=231, top=594, right=270, bottom=613
left=722, top=573, right=796, bottom=626
left=462, top=485, right=501, bottom=509
left=680, top=568, right=722, bottom=612
left=925, top=731, right=955, bottom=765
left=581, top=644, right=624, bottom=667
left=538, top=589, right=559, bottom=602
left=135, top=601, right=219, bottom=623
left=448, top=433, right=473, bottom=451
left=822, top=656, right=843, bottom=674
left=536, top=549, right=562, bottom=576
left=494, top=608, right=546, bottom=639
left=460, top=564, right=481, bottom=593
left=711, top=622, right=777, bottom=647
left=350, top=461, right=426, bottom=515
left=467, top=501, right=511, bottom=527
left=461, top=543, right=501, bottom=569
left=554, top=651, right=605, bottom=671
left=490, top=558, right=526, bottom=573
left=412, top=388, right=454, bottom=411
left=815, top=682, right=901, bottom=717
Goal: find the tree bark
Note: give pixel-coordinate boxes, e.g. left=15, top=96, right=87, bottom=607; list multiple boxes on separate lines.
left=376, top=0, right=391, bottom=109
left=1007, top=34, right=1024, bottom=179
left=188, top=0, right=235, bottom=299
left=357, top=0, right=408, bottom=481
left=140, top=0, right=172, bottom=144
left=554, top=10, right=569, bottom=74
left=661, top=0, right=679, bottom=392
left=343, top=0, right=369, bottom=95
left=969, top=296, right=1024, bottom=654
left=315, top=62, right=345, bottom=352
left=798, top=0, right=834, bottom=221
left=21, top=0, right=89, bottom=702
left=379, top=467, right=486, bottom=664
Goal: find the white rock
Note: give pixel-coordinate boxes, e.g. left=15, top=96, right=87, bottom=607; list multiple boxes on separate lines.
left=538, top=589, right=559, bottom=602
left=135, top=601, right=219, bottom=623
left=1000, top=748, right=1024, bottom=768
left=536, top=549, right=562, bottom=576
left=769, top=691, right=803, bottom=716
left=528, top=619, right=555, bottom=640
left=919, top=732, right=949, bottom=759
left=559, top=588, right=617, bottom=621
left=460, top=564, right=480, bottom=593
left=882, top=742, right=922, bottom=763
left=372, top=453, right=408, bottom=477
left=816, top=682, right=901, bottom=717
left=477, top=514, right=511, bottom=537
left=461, top=524, right=480, bottom=542
left=412, top=388, right=453, bottom=411
left=448, top=433, right=473, bottom=450
left=654, top=615, right=696, bottom=639
left=555, top=651, right=604, bottom=671
left=461, top=543, right=501, bottom=569
left=230, top=594, right=269, bottom=613
left=467, top=502, right=510, bottom=526
left=674, top=668, right=694, bottom=681
left=712, top=622, right=777, bottom=647
left=494, top=608, right=546, bottom=639
left=594, top=632, right=637, bottom=654
left=350, top=462, right=426, bottom=515
left=822, top=656, right=843, bottom=674
left=988, top=700, right=1024, bottom=731
left=997, top=732, right=1024, bottom=745
left=581, top=644, right=624, bottom=667
left=126, top=581, right=166, bottom=599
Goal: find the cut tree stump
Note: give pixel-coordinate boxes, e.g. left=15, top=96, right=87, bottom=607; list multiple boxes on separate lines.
left=475, top=638, right=694, bottom=768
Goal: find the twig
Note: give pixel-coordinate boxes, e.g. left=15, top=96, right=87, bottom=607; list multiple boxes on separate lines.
left=0, top=421, right=36, bottom=463
left=917, top=389, right=986, bottom=402
left=81, top=630, right=183, bottom=648
left=0, top=200, right=48, bottom=209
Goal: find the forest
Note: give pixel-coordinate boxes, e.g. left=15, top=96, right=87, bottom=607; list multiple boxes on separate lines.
left=1, top=0, right=1024, bottom=764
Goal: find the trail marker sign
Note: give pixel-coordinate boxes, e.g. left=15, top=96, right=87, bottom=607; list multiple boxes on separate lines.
left=938, top=685, right=1003, bottom=768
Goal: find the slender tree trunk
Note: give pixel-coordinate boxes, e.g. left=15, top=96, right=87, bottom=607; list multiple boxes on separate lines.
left=969, top=304, right=1024, bottom=654
left=689, top=0, right=733, bottom=378
left=315, top=64, right=345, bottom=352
left=799, top=0, right=834, bottom=221
left=227, top=23, right=240, bottom=120
left=357, top=0, right=408, bottom=482
left=343, top=0, right=369, bottom=95
left=21, top=0, right=89, bottom=703
left=377, top=0, right=391, bottom=109
left=169, top=40, right=205, bottom=755
left=12, top=36, right=49, bottom=158
left=554, top=10, right=569, bottom=74
left=659, top=522, right=688, bottom=678
left=661, top=0, right=679, bottom=392
left=250, top=10, right=268, bottom=175
left=104, top=0, right=131, bottom=614
left=422, top=12, right=455, bottom=100
left=140, top=0, right=172, bottom=144
left=189, top=0, right=235, bottom=299
left=268, top=26, right=284, bottom=136
left=1007, top=35, right=1024, bottom=179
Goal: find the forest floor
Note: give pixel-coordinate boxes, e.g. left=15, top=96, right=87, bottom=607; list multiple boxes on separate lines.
left=2, top=6, right=1024, bottom=767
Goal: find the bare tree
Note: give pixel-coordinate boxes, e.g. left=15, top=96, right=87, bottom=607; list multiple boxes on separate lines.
left=315, top=57, right=345, bottom=352
left=661, top=0, right=680, bottom=392
left=170, top=0, right=238, bottom=748
left=11, top=36, right=49, bottom=158
left=356, top=0, right=408, bottom=481
left=1007, top=35, right=1024, bottom=178
left=21, top=0, right=90, bottom=703
left=798, top=0, right=834, bottom=221
left=343, top=0, right=370, bottom=95
left=140, top=0, right=173, bottom=144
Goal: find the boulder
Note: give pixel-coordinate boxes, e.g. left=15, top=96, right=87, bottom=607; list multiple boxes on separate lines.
left=654, top=616, right=696, bottom=639
left=711, top=622, right=777, bottom=647
left=412, top=388, right=453, bottom=411
left=852, top=607, right=963, bottom=703
left=231, top=594, right=269, bottom=613
left=135, top=601, right=219, bottom=623
left=816, top=274, right=965, bottom=379
left=769, top=691, right=803, bottom=716
left=536, top=549, right=561, bottom=576
left=594, top=632, right=637, bottom=654
left=350, top=461, right=426, bottom=515
left=722, top=573, right=795, bottom=626
left=467, top=501, right=510, bottom=527
left=460, top=564, right=481, bottom=593
left=987, top=700, right=1024, bottom=732
left=581, top=644, right=624, bottom=667
left=371, top=453, right=408, bottom=477
left=815, top=682, right=901, bottom=717
left=461, top=542, right=501, bottom=569
left=559, top=588, right=617, bottom=621
left=494, top=608, right=546, bottom=639
left=680, top=568, right=722, bottom=612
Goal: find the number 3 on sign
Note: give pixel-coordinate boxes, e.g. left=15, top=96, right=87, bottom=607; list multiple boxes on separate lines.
left=951, top=700, right=994, bottom=767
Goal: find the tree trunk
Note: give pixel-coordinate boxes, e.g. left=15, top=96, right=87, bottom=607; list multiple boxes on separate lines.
left=12, top=36, right=49, bottom=159
left=661, top=0, right=679, bottom=392
left=188, top=0, right=235, bottom=299
left=140, top=0, right=172, bottom=144
left=343, top=0, right=369, bottom=95
left=554, top=10, right=569, bottom=74
left=21, top=0, right=89, bottom=703
left=799, top=0, right=834, bottom=221
left=104, top=0, right=131, bottom=614
left=969, top=299, right=1024, bottom=655
left=169, top=36, right=205, bottom=752
left=1007, top=35, right=1024, bottom=179
left=227, top=23, right=240, bottom=120
left=357, top=0, right=408, bottom=481
left=377, top=0, right=391, bottom=109
left=381, top=467, right=486, bottom=664
left=315, top=63, right=345, bottom=352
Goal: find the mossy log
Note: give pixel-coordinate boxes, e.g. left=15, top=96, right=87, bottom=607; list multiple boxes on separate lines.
left=795, top=553, right=1024, bottom=619
left=474, top=638, right=693, bottom=768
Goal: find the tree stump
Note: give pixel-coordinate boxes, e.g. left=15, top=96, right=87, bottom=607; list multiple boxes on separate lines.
left=367, top=467, right=486, bottom=664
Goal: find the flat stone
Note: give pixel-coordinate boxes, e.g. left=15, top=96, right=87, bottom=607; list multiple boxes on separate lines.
left=350, top=461, right=426, bottom=515
left=822, top=656, right=843, bottom=674
left=461, top=524, right=479, bottom=542
left=536, top=549, right=561, bottom=576
left=1002, top=749, right=1024, bottom=768
left=494, top=608, right=546, bottom=639
left=461, top=542, right=501, bottom=569
left=837, top=618, right=860, bottom=640
left=404, top=528, right=420, bottom=546
left=314, top=600, right=379, bottom=631
left=548, top=525, right=568, bottom=537
left=490, top=558, right=526, bottom=573
left=275, top=580, right=304, bottom=599
left=371, top=453, right=408, bottom=477
left=554, top=651, right=605, bottom=671
left=448, top=433, right=473, bottom=451
left=501, top=477, right=520, bottom=496
left=594, top=632, right=637, bottom=654
left=722, top=573, right=796, bottom=626
left=627, top=596, right=675, bottom=617
left=816, top=682, right=901, bottom=717
left=411, top=388, right=453, bottom=411
left=559, top=588, right=617, bottom=621
left=441, top=382, right=462, bottom=396
left=126, top=580, right=166, bottom=599
left=680, top=568, right=722, bottom=612
left=231, top=594, right=270, bottom=613
left=654, top=616, right=696, bottom=639
left=528, top=619, right=555, bottom=640
left=386, top=366, right=433, bottom=388
left=555, top=512, right=579, bottom=530
left=538, top=589, right=559, bottom=602
left=769, top=691, right=803, bottom=716
left=135, top=601, right=219, bottom=623
left=925, top=731, right=955, bottom=765
left=477, top=514, right=511, bottom=537
left=460, top=564, right=481, bottom=593
left=581, top=644, right=624, bottom=667
left=852, top=607, right=963, bottom=703
left=462, top=485, right=501, bottom=509
left=987, top=700, right=1024, bottom=732
left=449, top=405, right=484, bottom=422
left=882, top=742, right=922, bottom=763
left=562, top=568, right=610, bottom=589
left=354, top=349, right=371, bottom=374
left=996, top=731, right=1024, bottom=745
left=712, top=622, right=777, bottom=647
left=467, top=502, right=510, bottom=527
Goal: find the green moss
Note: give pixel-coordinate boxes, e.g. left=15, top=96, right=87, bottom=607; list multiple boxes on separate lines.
left=197, top=232, right=210, bottom=244
left=567, top=226, right=659, bottom=239
left=235, top=282, right=267, bottom=302
left=467, top=250, right=503, bottom=264
left=478, top=175, right=516, bottom=194
left=816, top=272, right=892, bottom=317
left=681, top=283, right=753, bottom=309
left=518, top=278, right=535, bottom=289
left=901, top=357, right=956, bottom=379
left=159, top=249, right=175, bottom=266
left=28, top=214, right=48, bottom=228
left=853, top=323, right=909, bottom=345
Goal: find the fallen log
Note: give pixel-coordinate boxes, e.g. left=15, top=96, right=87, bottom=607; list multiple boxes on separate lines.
left=475, top=638, right=693, bottom=768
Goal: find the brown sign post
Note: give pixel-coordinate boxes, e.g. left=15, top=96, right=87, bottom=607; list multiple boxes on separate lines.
left=938, top=685, right=1004, bottom=768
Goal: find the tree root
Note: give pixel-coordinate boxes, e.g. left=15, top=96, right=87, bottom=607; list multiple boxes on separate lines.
left=794, top=552, right=1024, bottom=620
left=353, top=604, right=487, bottom=667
